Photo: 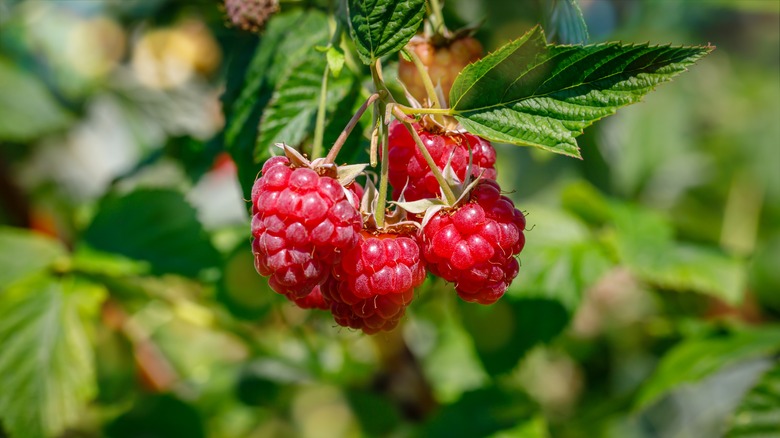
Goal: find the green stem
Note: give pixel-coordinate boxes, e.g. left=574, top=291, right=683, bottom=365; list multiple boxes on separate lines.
left=397, top=105, right=452, bottom=116
left=392, top=106, right=457, bottom=204
left=370, top=61, right=394, bottom=228
left=428, top=0, right=448, bottom=35
left=403, top=48, right=442, bottom=114
left=311, top=64, right=330, bottom=160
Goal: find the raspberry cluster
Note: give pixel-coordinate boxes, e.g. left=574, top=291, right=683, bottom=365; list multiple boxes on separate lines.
left=249, top=35, right=526, bottom=334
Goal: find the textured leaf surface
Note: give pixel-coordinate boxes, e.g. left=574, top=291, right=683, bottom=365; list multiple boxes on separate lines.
left=450, top=26, right=712, bottom=158
left=727, top=361, right=780, bottom=437
left=347, top=0, right=426, bottom=64
left=256, top=51, right=356, bottom=158
left=0, top=277, right=100, bottom=438
left=636, top=327, right=780, bottom=410
left=82, top=189, right=220, bottom=277
left=0, top=227, right=67, bottom=291
left=223, top=11, right=328, bottom=199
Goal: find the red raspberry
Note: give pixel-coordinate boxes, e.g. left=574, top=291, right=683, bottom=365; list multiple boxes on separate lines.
left=290, top=286, right=329, bottom=310
left=398, top=35, right=483, bottom=105
left=251, top=157, right=361, bottom=298
left=321, top=232, right=426, bottom=334
left=421, top=180, right=526, bottom=304
left=387, top=121, right=497, bottom=201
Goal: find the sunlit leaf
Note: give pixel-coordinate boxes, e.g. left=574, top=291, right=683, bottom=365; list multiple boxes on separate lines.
left=0, top=227, right=67, bottom=291
left=0, top=277, right=101, bottom=438
left=450, top=26, right=712, bottom=158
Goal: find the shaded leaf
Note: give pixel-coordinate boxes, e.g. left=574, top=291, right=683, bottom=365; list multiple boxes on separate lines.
left=256, top=51, right=356, bottom=159
left=347, top=0, right=426, bottom=64
left=82, top=189, right=220, bottom=278
left=460, top=298, right=569, bottom=375
left=0, top=277, right=100, bottom=438
left=727, top=360, right=780, bottom=437
left=450, top=26, right=712, bottom=158
left=105, top=394, right=204, bottom=438
left=635, top=326, right=780, bottom=410
left=223, top=11, right=328, bottom=200
left=0, top=227, right=67, bottom=291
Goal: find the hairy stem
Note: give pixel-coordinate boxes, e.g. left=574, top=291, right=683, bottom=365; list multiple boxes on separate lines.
left=324, top=93, right=379, bottom=164
left=397, top=105, right=452, bottom=116
left=428, top=0, right=448, bottom=35
left=371, top=61, right=393, bottom=228
left=311, top=64, right=330, bottom=160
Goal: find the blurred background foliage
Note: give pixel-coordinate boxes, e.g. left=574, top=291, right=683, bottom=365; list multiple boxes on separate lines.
left=0, top=0, right=778, bottom=437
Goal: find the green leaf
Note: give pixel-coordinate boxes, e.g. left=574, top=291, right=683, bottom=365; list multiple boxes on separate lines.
left=0, top=58, right=73, bottom=141
left=0, top=227, right=67, bottom=291
left=508, top=205, right=613, bottom=313
left=255, top=51, right=357, bottom=159
left=610, top=204, right=746, bottom=304
left=727, top=361, right=780, bottom=437
left=82, top=189, right=220, bottom=278
left=460, top=298, right=569, bottom=375
left=347, top=0, right=426, bottom=64
left=0, top=276, right=100, bottom=438
left=222, top=10, right=329, bottom=200
left=326, top=46, right=346, bottom=77
left=543, top=0, right=589, bottom=45
left=424, top=386, right=538, bottom=438
left=635, top=326, right=780, bottom=411
left=450, top=26, right=712, bottom=158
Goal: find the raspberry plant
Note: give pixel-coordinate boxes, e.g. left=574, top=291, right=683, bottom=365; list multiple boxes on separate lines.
left=1, top=1, right=779, bottom=437
left=240, top=0, right=712, bottom=333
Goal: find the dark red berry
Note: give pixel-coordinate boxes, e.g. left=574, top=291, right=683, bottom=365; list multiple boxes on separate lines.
left=421, top=180, right=526, bottom=304
left=388, top=121, right=497, bottom=201
left=289, top=286, right=329, bottom=310
left=251, top=157, right=361, bottom=298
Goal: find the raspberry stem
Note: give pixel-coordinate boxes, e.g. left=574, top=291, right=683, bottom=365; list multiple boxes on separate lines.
left=397, top=105, right=451, bottom=116
left=311, top=64, right=330, bottom=160
left=392, top=106, right=458, bottom=205
left=402, top=48, right=443, bottom=116
left=324, top=93, right=379, bottom=165
left=428, top=0, right=448, bottom=36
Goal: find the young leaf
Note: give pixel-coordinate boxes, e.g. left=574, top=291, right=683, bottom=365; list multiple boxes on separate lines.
left=82, top=189, right=220, bottom=278
left=0, top=277, right=101, bottom=438
left=726, top=361, right=780, bottom=437
left=450, top=26, right=712, bottom=158
left=347, top=0, right=426, bottom=64
left=255, top=52, right=357, bottom=158
left=0, top=227, right=67, bottom=290
left=635, top=326, right=780, bottom=411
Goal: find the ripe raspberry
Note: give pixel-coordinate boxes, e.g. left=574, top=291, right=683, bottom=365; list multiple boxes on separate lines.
left=421, top=180, right=526, bottom=304
left=251, top=157, right=361, bottom=298
left=388, top=120, right=497, bottom=201
left=398, top=35, right=483, bottom=105
left=321, top=232, right=426, bottom=334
